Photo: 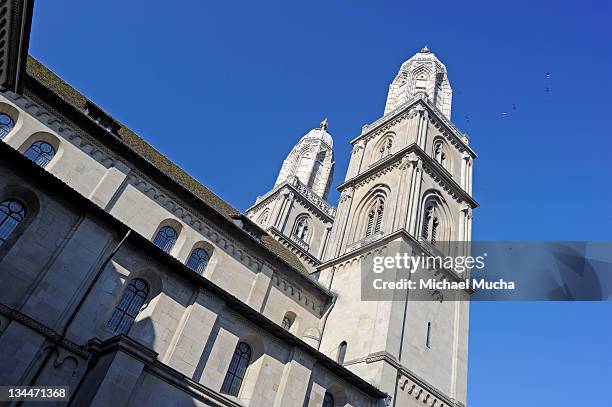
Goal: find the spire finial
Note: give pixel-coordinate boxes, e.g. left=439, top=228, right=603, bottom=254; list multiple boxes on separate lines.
left=320, top=118, right=329, bottom=131
left=421, top=45, right=430, bottom=53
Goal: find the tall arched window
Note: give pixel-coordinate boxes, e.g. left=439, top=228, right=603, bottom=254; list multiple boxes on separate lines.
left=24, top=141, right=55, bottom=168
left=337, top=341, right=347, bottom=365
left=0, top=113, right=14, bottom=140
left=323, top=392, right=335, bottom=407
left=186, top=248, right=209, bottom=274
left=365, top=198, right=384, bottom=237
left=106, top=278, right=149, bottom=334
left=153, top=226, right=177, bottom=253
left=221, top=342, right=252, bottom=397
left=0, top=199, right=26, bottom=247
left=293, top=216, right=310, bottom=242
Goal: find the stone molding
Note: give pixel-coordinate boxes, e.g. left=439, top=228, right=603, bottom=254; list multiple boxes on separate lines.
left=353, top=93, right=475, bottom=158
left=251, top=176, right=336, bottom=221
left=337, top=144, right=477, bottom=207
left=268, top=226, right=321, bottom=267
left=10, top=91, right=117, bottom=168
left=87, top=335, right=244, bottom=407
left=126, top=169, right=263, bottom=273
left=347, top=351, right=464, bottom=407
left=8, top=91, right=274, bottom=276
left=0, top=301, right=89, bottom=358
left=271, top=268, right=324, bottom=317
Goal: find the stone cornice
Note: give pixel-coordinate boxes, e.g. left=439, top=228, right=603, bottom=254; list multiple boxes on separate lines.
left=268, top=226, right=322, bottom=268
left=350, top=351, right=464, bottom=407
left=337, top=144, right=478, bottom=208
left=0, top=301, right=90, bottom=358
left=351, top=93, right=476, bottom=158
left=317, top=229, right=470, bottom=289
left=249, top=176, right=336, bottom=221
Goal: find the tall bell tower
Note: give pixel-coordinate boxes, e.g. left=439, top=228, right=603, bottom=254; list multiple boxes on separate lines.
left=247, top=120, right=336, bottom=272
left=317, top=47, right=477, bottom=407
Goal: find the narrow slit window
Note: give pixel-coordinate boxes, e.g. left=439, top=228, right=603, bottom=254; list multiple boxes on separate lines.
left=337, top=341, right=347, bottom=365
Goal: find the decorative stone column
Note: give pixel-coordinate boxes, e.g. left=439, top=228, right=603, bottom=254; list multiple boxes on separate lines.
left=346, top=140, right=366, bottom=180
left=404, top=156, right=424, bottom=236
left=89, top=159, right=131, bottom=209
left=273, top=348, right=316, bottom=407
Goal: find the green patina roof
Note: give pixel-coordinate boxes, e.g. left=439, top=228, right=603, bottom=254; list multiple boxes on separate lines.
left=25, top=56, right=310, bottom=276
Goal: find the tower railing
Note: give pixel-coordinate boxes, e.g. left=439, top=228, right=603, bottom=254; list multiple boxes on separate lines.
left=286, top=176, right=337, bottom=218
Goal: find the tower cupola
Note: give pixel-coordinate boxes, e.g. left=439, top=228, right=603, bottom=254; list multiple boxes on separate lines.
left=274, top=119, right=335, bottom=199
left=384, top=47, right=453, bottom=118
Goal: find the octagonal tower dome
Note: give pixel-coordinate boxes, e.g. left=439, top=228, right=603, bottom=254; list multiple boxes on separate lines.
left=274, top=119, right=335, bottom=199
left=384, top=46, right=453, bottom=118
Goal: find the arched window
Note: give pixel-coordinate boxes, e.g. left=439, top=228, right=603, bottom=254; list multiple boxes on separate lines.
left=365, top=198, right=384, bottom=237
left=293, top=216, right=310, bottom=242
left=378, top=137, right=393, bottom=160
left=323, top=392, right=335, bottom=407
left=0, top=113, right=14, bottom=140
left=153, top=226, right=177, bottom=253
left=221, top=342, right=252, bottom=397
left=337, top=341, right=347, bottom=365
left=0, top=199, right=26, bottom=247
left=24, top=141, right=55, bottom=168
left=257, top=209, right=270, bottom=227
left=186, top=248, right=209, bottom=274
left=106, top=278, right=149, bottom=334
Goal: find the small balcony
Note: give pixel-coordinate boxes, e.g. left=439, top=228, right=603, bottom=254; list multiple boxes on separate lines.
left=290, top=234, right=310, bottom=251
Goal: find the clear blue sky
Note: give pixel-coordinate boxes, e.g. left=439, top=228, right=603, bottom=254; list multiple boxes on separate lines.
left=29, top=1, right=611, bottom=405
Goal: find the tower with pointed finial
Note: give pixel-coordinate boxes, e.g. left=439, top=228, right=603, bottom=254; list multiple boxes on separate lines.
left=313, top=47, right=476, bottom=407
left=249, top=48, right=475, bottom=406
left=384, top=46, right=453, bottom=118
left=247, top=120, right=336, bottom=271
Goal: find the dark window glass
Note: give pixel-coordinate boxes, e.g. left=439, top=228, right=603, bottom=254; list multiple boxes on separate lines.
left=221, top=342, right=252, bottom=396
left=323, top=392, right=335, bottom=407
left=337, top=341, right=347, bottom=365
left=282, top=316, right=292, bottom=330
left=24, top=141, right=55, bottom=168
left=186, top=248, right=209, bottom=274
left=153, top=226, right=177, bottom=253
left=107, top=278, right=149, bottom=334
left=0, top=199, right=26, bottom=246
left=0, top=113, right=14, bottom=139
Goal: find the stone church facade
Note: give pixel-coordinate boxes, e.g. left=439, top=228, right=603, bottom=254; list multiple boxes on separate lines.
left=0, top=4, right=476, bottom=406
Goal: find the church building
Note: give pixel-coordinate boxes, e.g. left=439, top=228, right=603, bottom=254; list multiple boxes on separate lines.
left=0, top=3, right=476, bottom=406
